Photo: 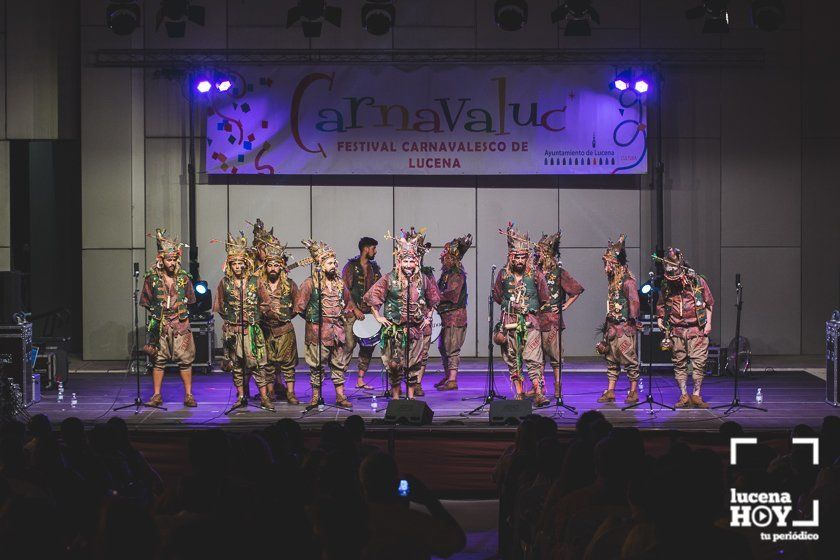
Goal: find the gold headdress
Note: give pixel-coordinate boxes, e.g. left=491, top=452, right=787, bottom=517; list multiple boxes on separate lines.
left=302, top=239, right=336, bottom=266
left=500, top=222, right=532, bottom=255
left=443, top=233, right=473, bottom=260
left=154, top=228, right=184, bottom=260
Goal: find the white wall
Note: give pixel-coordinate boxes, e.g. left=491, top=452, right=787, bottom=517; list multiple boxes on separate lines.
left=76, top=0, right=836, bottom=359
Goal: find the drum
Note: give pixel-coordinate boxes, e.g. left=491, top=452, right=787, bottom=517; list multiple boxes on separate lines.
left=430, top=311, right=443, bottom=342
left=353, top=314, right=382, bottom=347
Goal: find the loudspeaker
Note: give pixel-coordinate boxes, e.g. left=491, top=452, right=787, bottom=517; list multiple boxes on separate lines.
left=489, top=399, right=533, bottom=425
left=384, top=399, right=434, bottom=425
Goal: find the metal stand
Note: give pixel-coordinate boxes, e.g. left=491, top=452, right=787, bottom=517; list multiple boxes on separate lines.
left=226, top=277, right=273, bottom=414
left=462, top=265, right=505, bottom=416
left=553, top=264, right=577, bottom=417
left=623, top=287, right=674, bottom=413
left=115, top=263, right=167, bottom=413
left=303, top=266, right=344, bottom=416
left=713, top=274, right=766, bottom=415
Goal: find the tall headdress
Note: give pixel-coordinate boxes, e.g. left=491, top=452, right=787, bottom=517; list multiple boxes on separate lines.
left=535, top=232, right=561, bottom=261
left=251, top=218, right=276, bottom=249
left=402, top=227, right=431, bottom=259
left=385, top=229, right=422, bottom=262
left=602, top=234, right=627, bottom=266
left=663, top=246, right=686, bottom=281
left=262, top=240, right=290, bottom=266
left=302, top=238, right=336, bottom=266
left=500, top=222, right=531, bottom=255
left=154, top=228, right=183, bottom=260
left=225, top=232, right=250, bottom=262
left=443, top=233, right=473, bottom=260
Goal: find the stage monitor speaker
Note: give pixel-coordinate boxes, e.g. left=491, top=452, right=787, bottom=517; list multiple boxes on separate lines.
left=489, top=400, right=533, bottom=425
left=384, top=399, right=434, bottom=425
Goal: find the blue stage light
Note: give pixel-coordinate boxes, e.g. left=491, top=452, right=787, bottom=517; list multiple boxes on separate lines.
left=195, top=281, right=208, bottom=295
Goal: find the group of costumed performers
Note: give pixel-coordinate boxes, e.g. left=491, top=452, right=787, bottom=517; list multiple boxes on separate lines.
left=140, top=219, right=715, bottom=411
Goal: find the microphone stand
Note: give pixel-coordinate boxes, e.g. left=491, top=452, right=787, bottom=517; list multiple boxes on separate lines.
left=462, top=265, right=505, bottom=415
left=553, top=262, right=577, bottom=417
left=303, top=266, right=342, bottom=416
left=623, top=280, right=674, bottom=413
left=116, top=262, right=167, bottom=413
left=713, top=274, right=766, bottom=414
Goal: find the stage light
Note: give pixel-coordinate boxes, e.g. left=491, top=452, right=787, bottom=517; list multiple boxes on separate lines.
left=551, top=1, right=600, bottom=37
left=195, top=79, right=212, bottom=93
left=640, top=282, right=653, bottom=295
left=494, top=1, right=528, bottom=32
left=106, top=1, right=141, bottom=36
left=610, top=68, right=632, bottom=92
left=633, top=79, right=649, bottom=94
left=155, top=0, right=205, bottom=38
left=215, top=78, right=232, bottom=92
left=287, top=0, right=342, bottom=38
left=685, top=1, right=730, bottom=34
left=751, top=0, right=784, bottom=31
left=362, top=0, right=395, bottom=36
left=189, top=280, right=212, bottom=319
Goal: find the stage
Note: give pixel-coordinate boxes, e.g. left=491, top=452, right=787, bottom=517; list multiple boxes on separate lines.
left=30, top=357, right=834, bottom=432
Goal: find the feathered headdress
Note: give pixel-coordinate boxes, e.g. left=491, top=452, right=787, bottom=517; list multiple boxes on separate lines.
left=154, top=228, right=184, bottom=260
left=500, top=222, right=532, bottom=254
left=302, top=238, right=336, bottom=265
left=443, top=233, right=473, bottom=260
left=602, top=234, right=627, bottom=266
left=535, top=232, right=561, bottom=259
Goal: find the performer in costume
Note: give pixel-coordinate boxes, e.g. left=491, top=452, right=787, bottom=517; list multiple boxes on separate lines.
left=534, top=232, right=583, bottom=398
left=434, top=233, right=472, bottom=391
left=250, top=218, right=278, bottom=275
left=213, top=232, right=274, bottom=411
left=404, top=227, right=435, bottom=397
left=595, top=234, right=641, bottom=404
left=140, top=229, right=197, bottom=407
left=364, top=230, right=441, bottom=400
left=258, top=240, right=300, bottom=404
left=492, top=223, right=551, bottom=407
left=295, top=239, right=355, bottom=409
left=342, top=237, right=382, bottom=390
left=656, top=247, right=715, bottom=408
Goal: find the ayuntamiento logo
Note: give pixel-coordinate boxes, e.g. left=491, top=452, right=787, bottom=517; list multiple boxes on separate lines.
left=729, top=437, right=820, bottom=542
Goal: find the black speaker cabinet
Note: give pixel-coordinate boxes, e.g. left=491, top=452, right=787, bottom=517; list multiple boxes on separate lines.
left=0, top=322, right=33, bottom=405
left=489, top=399, right=533, bottom=425
left=384, top=399, right=434, bottom=425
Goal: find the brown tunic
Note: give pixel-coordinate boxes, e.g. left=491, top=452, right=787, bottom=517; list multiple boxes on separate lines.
left=537, top=267, right=584, bottom=331
left=656, top=276, right=714, bottom=328
left=258, top=277, right=299, bottom=336
left=294, top=276, right=354, bottom=347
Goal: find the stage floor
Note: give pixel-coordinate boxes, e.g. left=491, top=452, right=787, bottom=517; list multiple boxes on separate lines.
left=28, top=359, right=837, bottom=432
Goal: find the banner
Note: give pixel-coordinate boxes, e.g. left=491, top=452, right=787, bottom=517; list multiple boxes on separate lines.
left=205, top=66, right=647, bottom=176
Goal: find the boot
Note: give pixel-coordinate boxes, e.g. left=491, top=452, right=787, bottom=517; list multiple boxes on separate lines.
left=231, top=394, right=248, bottom=410
left=309, top=388, right=321, bottom=407
left=183, top=394, right=197, bottom=407
left=690, top=394, right=709, bottom=408
left=335, top=387, right=353, bottom=409
left=434, top=376, right=448, bottom=388
left=625, top=381, right=639, bottom=404
left=259, top=394, right=275, bottom=411
left=267, top=385, right=276, bottom=403
left=675, top=394, right=691, bottom=408
left=691, top=379, right=709, bottom=408
left=145, top=394, right=163, bottom=407
left=286, top=382, right=299, bottom=405
left=413, top=384, right=425, bottom=397
left=437, top=380, right=458, bottom=391
left=597, top=389, right=616, bottom=403
left=534, top=391, right=550, bottom=408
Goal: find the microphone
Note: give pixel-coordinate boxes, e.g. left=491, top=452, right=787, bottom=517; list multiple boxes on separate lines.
left=648, top=271, right=654, bottom=279
left=491, top=264, right=497, bottom=274
left=133, top=262, right=140, bottom=278
left=736, top=273, right=741, bottom=288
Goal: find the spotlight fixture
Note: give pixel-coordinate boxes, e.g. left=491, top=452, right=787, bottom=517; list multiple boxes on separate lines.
left=215, top=78, right=232, bottom=92
left=155, top=0, right=205, bottom=38
left=106, top=1, right=141, bottom=36
left=685, top=0, right=730, bottom=34
left=750, top=0, right=784, bottom=32
left=551, top=1, right=600, bottom=37
left=195, top=79, right=212, bottom=94
left=362, top=0, right=395, bottom=36
left=189, top=280, right=212, bottom=319
left=633, top=79, right=649, bottom=94
left=494, top=1, right=528, bottom=32
left=287, top=0, right=342, bottom=38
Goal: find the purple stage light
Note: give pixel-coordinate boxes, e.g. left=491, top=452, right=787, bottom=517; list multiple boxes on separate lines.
left=216, top=79, right=232, bottom=92
left=196, top=79, right=212, bottom=93
left=633, top=80, right=649, bottom=93
left=613, top=79, right=629, bottom=91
